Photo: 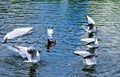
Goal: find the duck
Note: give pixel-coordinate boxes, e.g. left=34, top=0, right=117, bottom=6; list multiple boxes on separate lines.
left=3, top=27, right=33, bottom=43
left=45, top=39, right=56, bottom=51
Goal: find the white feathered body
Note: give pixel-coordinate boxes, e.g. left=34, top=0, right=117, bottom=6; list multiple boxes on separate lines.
left=47, top=28, right=53, bottom=39
left=83, top=57, right=97, bottom=65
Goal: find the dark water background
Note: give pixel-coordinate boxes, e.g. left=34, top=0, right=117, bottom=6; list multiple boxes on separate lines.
left=0, top=0, right=120, bottom=77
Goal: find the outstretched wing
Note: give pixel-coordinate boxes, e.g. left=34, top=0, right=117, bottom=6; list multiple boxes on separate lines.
left=86, top=15, right=95, bottom=25
left=74, top=51, right=91, bottom=58
left=3, top=27, right=33, bottom=42
left=80, top=38, right=95, bottom=43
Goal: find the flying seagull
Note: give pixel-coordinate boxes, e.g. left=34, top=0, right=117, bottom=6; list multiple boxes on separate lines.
left=3, top=27, right=33, bottom=43
left=5, top=44, right=40, bottom=63
left=73, top=50, right=97, bottom=65
left=83, top=15, right=97, bottom=34
left=85, top=38, right=100, bottom=48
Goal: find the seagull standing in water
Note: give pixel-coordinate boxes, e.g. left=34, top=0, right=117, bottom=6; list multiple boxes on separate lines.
left=3, top=27, right=33, bottom=43
left=74, top=51, right=97, bottom=65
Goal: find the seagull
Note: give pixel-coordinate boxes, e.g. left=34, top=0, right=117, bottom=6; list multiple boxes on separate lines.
left=85, top=38, right=100, bottom=48
left=47, top=26, right=53, bottom=39
left=5, top=45, right=40, bottom=63
left=83, top=15, right=97, bottom=34
left=3, top=27, right=33, bottom=43
left=73, top=51, right=97, bottom=65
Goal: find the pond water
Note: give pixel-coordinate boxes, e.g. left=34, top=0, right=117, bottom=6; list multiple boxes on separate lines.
left=0, top=0, right=120, bottom=77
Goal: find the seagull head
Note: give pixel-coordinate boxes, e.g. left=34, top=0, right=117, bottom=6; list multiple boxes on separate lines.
left=47, top=26, right=54, bottom=39
left=2, top=37, right=7, bottom=43
left=27, top=49, right=40, bottom=62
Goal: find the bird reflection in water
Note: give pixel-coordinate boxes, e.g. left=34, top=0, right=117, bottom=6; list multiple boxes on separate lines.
left=29, top=63, right=39, bottom=77
left=82, top=65, right=96, bottom=77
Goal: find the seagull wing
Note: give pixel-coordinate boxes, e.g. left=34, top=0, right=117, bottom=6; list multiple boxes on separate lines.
left=3, top=27, right=33, bottom=42
left=86, top=15, right=95, bottom=25
left=13, top=46, right=30, bottom=59
left=74, top=51, right=91, bottom=58
left=80, top=38, right=95, bottom=43
left=4, top=44, right=20, bottom=52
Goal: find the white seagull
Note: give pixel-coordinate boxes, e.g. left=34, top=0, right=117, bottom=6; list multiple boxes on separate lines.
left=47, top=27, right=53, bottom=39
left=83, top=15, right=97, bottom=33
left=85, top=38, right=100, bottom=48
left=74, top=51, right=97, bottom=65
left=3, top=27, right=33, bottom=43
left=5, top=45, right=40, bottom=63
left=80, top=38, right=100, bottom=48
